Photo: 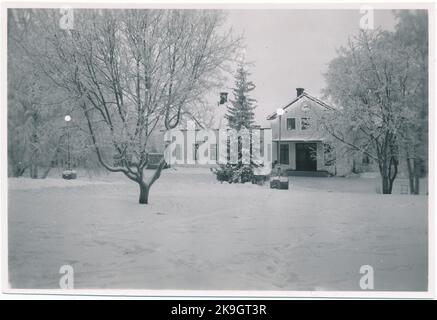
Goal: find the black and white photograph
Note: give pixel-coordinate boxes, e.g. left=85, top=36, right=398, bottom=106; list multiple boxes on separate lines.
left=0, top=1, right=434, bottom=298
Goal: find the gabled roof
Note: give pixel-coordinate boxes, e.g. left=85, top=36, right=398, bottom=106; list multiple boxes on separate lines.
left=266, top=92, right=335, bottom=120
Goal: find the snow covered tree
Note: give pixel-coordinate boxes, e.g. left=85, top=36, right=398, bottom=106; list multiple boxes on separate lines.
left=7, top=10, right=73, bottom=178
left=21, top=9, right=240, bottom=204
left=225, top=62, right=257, bottom=131
left=213, top=62, right=258, bottom=183
left=321, top=29, right=422, bottom=194
left=394, top=10, right=428, bottom=194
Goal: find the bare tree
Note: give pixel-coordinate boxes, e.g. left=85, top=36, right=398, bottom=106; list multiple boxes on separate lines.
left=23, top=9, right=240, bottom=203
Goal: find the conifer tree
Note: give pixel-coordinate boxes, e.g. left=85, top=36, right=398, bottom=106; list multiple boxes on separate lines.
left=213, top=62, right=259, bottom=184
left=225, top=63, right=257, bottom=130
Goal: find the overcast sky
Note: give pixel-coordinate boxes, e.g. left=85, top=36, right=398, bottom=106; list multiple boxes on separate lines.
left=221, top=9, right=397, bottom=126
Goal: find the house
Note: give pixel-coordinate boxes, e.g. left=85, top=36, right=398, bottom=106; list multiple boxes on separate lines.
left=162, top=125, right=272, bottom=167
left=267, top=88, right=344, bottom=176
left=149, top=88, right=374, bottom=176
left=149, top=107, right=272, bottom=168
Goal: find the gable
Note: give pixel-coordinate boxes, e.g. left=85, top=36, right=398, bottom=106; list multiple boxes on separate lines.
left=267, top=92, right=333, bottom=120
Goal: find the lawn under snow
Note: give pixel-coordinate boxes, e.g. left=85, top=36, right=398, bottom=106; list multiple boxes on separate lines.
left=8, top=168, right=428, bottom=291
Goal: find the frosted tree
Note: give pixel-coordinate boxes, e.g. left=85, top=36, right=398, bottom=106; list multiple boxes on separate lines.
left=394, top=10, right=428, bottom=194
left=7, top=10, right=71, bottom=178
left=225, top=62, right=257, bottom=131
left=213, top=61, right=258, bottom=183
left=321, top=29, right=422, bottom=194
left=23, top=9, right=240, bottom=204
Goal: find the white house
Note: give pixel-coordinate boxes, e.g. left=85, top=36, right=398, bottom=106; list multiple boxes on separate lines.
left=267, top=88, right=338, bottom=176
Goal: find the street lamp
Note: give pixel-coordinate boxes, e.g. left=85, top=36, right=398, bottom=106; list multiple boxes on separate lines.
left=64, top=115, right=71, bottom=170
left=62, top=115, right=77, bottom=179
left=269, top=108, right=289, bottom=190
left=276, top=108, right=284, bottom=176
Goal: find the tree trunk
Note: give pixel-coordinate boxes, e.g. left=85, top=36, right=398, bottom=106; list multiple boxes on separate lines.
left=406, top=157, right=420, bottom=195
left=30, top=164, right=38, bottom=179
left=30, top=131, right=39, bottom=179
left=413, top=158, right=420, bottom=194
left=352, top=159, right=357, bottom=174
left=380, top=156, right=398, bottom=194
left=12, top=163, right=28, bottom=177
left=138, top=183, right=149, bottom=204
left=382, top=175, right=391, bottom=194
left=406, top=157, right=415, bottom=194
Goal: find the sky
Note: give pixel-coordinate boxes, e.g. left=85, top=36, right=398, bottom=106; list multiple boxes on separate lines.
left=219, top=9, right=397, bottom=127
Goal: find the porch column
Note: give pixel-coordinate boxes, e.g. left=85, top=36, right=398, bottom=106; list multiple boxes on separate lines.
left=290, top=142, right=296, bottom=170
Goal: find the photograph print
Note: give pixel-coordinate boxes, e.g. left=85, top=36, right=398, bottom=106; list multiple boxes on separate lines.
left=3, top=3, right=432, bottom=296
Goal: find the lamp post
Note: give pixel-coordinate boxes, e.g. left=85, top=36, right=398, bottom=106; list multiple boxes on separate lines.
left=64, top=115, right=71, bottom=171
left=276, top=108, right=284, bottom=177
left=62, top=115, right=77, bottom=180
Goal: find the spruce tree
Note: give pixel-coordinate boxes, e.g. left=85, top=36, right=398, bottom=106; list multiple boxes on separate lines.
left=225, top=63, right=257, bottom=130
left=212, top=62, right=258, bottom=184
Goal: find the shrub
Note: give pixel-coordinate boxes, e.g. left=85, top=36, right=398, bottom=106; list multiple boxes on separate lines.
left=212, top=164, right=255, bottom=184
left=214, top=164, right=234, bottom=183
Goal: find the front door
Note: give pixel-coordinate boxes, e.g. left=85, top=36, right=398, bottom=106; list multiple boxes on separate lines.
left=295, top=143, right=317, bottom=171
left=280, top=143, right=289, bottom=165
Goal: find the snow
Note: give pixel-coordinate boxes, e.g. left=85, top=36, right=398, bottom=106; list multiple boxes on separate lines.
left=8, top=168, right=428, bottom=291
left=8, top=177, right=123, bottom=190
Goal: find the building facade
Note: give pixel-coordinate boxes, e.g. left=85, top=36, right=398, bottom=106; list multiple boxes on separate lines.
left=267, top=88, right=350, bottom=176
left=150, top=88, right=376, bottom=176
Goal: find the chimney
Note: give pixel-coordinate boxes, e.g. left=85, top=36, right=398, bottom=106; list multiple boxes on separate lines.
left=296, top=88, right=304, bottom=97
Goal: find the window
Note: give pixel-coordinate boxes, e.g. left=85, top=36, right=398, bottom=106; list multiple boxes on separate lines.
left=287, top=118, right=296, bottom=130
left=362, top=154, right=370, bottom=165
left=210, top=144, right=218, bottom=161
left=301, top=117, right=310, bottom=130
left=173, top=144, right=182, bottom=161
left=260, top=138, right=264, bottom=157
left=193, top=143, right=199, bottom=161
left=280, top=144, right=289, bottom=165
left=301, top=104, right=310, bottom=112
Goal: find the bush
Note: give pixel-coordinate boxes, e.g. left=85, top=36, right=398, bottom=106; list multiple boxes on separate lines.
left=214, top=164, right=234, bottom=183
left=212, top=164, right=254, bottom=184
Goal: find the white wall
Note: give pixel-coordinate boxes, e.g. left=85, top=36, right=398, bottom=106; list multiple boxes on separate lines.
left=270, top=96, right=327, bottom=141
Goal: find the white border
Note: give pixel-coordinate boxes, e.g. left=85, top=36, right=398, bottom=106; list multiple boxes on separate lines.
left=0, top=0, right=435, bottom=299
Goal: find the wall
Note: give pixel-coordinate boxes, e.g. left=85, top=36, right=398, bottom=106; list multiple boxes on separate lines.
left=270, top=96, right=327, bottom=141
left=165, top=128, right=272, bottom=167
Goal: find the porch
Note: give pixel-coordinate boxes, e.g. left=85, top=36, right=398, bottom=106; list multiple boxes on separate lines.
left=272, top=140, right=334, bottom=176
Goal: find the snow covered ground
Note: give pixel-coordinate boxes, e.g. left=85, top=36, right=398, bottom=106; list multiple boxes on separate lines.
left=8, top=168, right=428, bottom=291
